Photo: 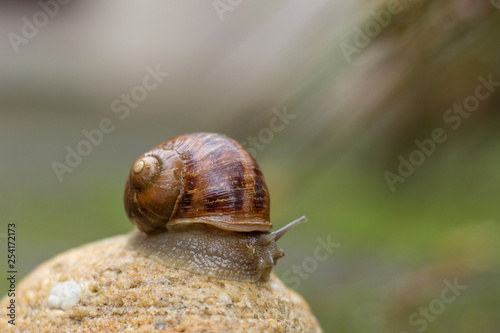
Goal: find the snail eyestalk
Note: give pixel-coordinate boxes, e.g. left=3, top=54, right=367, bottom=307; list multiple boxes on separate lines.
left=256, top=233, right=275, bottom=246
left=271, top=216, right=307, bottom=241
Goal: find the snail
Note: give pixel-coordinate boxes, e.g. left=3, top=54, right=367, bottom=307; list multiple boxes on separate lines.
left=124, top=132, right=306, bottom=282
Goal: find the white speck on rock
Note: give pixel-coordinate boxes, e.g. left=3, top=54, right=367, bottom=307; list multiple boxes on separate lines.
left=47, top=280, right=82, bottom=310
left=269, top=282, right=282, bottom=292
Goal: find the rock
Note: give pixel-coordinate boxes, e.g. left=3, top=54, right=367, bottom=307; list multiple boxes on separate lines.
left=0, top=235, right=322, bottom=332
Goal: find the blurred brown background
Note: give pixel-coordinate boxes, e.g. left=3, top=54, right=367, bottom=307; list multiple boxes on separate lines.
left=1, top=0, right=500, bottom=332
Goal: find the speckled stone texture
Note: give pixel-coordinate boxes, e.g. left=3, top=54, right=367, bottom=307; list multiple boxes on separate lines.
left=0, top=235, right=322, bottom=332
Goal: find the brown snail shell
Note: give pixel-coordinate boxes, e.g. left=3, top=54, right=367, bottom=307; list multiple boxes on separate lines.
left=124, top=133, right=305, bottom=282
left=124, top=132, right=271, bottom=234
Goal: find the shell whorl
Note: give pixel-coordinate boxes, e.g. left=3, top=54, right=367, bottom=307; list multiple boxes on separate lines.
left=124, top=133, right=271, bottom=234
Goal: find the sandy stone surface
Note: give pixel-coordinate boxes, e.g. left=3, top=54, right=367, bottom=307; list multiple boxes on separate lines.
left=0, top=235, right=322, bottom=332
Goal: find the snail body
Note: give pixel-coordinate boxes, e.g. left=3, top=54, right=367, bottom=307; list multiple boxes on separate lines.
left=124, top=133, right=305, bottom=282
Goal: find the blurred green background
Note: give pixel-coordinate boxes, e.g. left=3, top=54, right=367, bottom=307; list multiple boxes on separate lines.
left=1, top=0, right=500, bottom=332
